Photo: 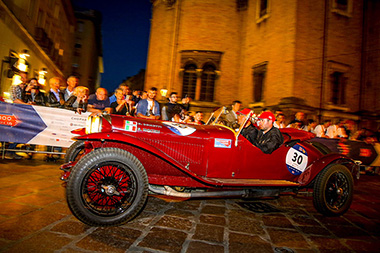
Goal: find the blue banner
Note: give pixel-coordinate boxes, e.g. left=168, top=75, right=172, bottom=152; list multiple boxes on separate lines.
left=0, top=102, right=89, bottom=148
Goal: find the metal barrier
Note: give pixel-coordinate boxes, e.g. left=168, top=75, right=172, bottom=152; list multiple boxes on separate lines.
left=0, top=142, right=65, bottom=159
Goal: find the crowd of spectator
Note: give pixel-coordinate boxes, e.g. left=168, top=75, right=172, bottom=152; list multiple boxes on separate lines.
left=2, top=72, right=379, bottom=159
left=270, top=110, right=379, bottom=144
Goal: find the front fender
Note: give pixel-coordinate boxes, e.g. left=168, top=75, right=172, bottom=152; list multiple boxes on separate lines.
left=75, top=132, right=212, bottom=184
left=297, top=153, right=355, bottom=186
left=76, top=132, right=180, bottom=164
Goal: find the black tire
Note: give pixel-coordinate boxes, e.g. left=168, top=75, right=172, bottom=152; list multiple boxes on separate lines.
left=64, top=141, right=85, bottom=163
left=66, top=147, right=148, bottom=226
left=313, top=164, right=354, bottom=216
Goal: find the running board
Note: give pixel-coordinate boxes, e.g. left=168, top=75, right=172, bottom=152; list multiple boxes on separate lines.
left=203, top=178, right=300, bottom=187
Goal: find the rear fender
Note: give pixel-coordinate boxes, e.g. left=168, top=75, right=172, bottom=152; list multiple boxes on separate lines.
left=297, top=153, right=356, bottom=186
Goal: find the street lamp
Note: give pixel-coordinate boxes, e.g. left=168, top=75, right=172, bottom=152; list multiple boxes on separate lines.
left=16, top=49, right=30, bottom=72
left=38, top=68, right=48, bottom=85
left=160, top=87, right=168, bottom=97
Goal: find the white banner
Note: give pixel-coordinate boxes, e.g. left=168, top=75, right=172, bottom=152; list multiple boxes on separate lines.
left=0, top=103, right=90, bottom=147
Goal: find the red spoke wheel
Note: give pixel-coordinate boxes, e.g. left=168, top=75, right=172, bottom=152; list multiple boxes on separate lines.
left=66, top=148, right=148, bottom=226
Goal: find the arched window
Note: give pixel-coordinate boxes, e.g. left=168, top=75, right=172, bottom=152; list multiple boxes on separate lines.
left=180, top=50, right=222, bottom=102
left=200, top=64, right=216, bottom=102
left=182, top=64, right=197, bottom=99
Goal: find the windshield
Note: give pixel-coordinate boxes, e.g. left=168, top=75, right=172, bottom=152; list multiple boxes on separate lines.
left=205, top=107, right=228, bottom=125
left=205, top=107, right=255, bottom=146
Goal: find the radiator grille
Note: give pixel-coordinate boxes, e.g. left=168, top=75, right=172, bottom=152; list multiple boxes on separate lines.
left=140, top=138, right=204, bottom=166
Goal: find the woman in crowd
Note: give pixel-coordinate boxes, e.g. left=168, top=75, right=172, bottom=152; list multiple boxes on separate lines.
left=110, top=88, right=131, bottom=115
left=22, top=78, right=46, bottom=106
left=64, top=86, right=89, bottom=114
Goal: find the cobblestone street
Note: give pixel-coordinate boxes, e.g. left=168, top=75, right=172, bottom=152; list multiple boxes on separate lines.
left=0, top=156, right=379, bottom=252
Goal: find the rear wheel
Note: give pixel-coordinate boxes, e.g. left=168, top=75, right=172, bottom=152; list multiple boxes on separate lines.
left=313, top=164, right=353, bottom=216
left=64, top=140, right=85, bottom=163
left=66, top=147, right=148, bottom=226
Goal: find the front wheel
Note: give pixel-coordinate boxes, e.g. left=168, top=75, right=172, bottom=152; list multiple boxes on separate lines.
left=64, top=140, right=85, bottom=163
left=313, top=164, right=354, bottom=216
left=66, top=147, right=148, bottom=226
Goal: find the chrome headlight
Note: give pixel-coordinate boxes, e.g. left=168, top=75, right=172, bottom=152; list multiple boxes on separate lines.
left=85, top=114, right=112, bottom=134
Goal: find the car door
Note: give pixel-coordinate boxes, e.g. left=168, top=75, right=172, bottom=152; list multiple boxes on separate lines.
left=234, top=135, right=306, bottom=181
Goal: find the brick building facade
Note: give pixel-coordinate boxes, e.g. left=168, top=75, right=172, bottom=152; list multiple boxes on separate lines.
left=0, top=0, right=103, bottom=98
left=0, top=0, right=76, bottom=96
left=146, top=0, right=379, bottom=129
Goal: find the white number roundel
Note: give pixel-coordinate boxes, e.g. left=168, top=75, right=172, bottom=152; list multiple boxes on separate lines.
left=286, top=144, right=308, bottom=175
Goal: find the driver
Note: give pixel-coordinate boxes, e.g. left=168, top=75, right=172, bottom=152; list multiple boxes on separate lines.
left=240, top=111, right=284, bottom=154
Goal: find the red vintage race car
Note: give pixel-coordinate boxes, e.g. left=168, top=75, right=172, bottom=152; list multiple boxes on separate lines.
left=60, top=108, right=360, bottom=227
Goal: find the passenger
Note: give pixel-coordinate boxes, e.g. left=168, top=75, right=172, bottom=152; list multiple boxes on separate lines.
left=22, top=78, right=46, bottom=106
left=288, top=120, right=303, bottom=130
left=193, top=111, right=205, bottom=125
left=109, top=83, right=130, bottom=104
left=87, top=87, right=112, bottom=114
left=327, top=119, right=348, bottom=139
left=110, top=88, right=131, bottom=116
left=10, top=71, right=29, bottom=105
left=314, top=119, right=332, bottom=138
left=240, top=111, right=284, bottom=154
left=134, top=91, right=147, bottom=114
left=287, top=112, right=307, bottom=131
left=226, top=100, right=242, bottom=129
left=46, top=77, right=65, bottom=108
left=185, top=115, right=195, bottom=124
left=45, top=77, right=65, bottom=160
left=132, top=89, right=142, bottom=105
left=63, top=76, right=79, bottom=101
left=306, top=119, right=317, bottom=134
left=274, top=113, right=286, bottom=129
left=136, top=87, right=160, bottom=119
left=64, top=86, right=89, bottom=114
left=141, top=90, right=148, bottom=100
left=162, top=92, right=190, bottom=121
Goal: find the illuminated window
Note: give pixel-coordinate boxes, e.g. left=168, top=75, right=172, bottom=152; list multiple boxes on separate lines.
left=331, top=71, right=347, bottom=105
left=253, top=62, right=268, bottom=102
left=200, top=64, right=216, bottom=102
left=182, top=64, right=197, bottom=100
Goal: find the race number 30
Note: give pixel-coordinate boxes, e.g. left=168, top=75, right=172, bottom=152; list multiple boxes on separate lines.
left=286, top=144, right=308, bottom=175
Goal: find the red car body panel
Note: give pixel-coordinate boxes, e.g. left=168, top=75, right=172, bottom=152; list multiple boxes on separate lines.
left=72, top=115, right=354, bottom=189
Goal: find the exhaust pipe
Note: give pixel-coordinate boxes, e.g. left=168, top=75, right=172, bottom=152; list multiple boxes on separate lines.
left=149, top=185, right=246, bottom=198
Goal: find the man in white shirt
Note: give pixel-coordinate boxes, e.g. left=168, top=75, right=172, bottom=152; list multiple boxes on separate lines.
left=327, top=119, right=348, bottom=138
left=314, top=119, right=332, bottom=138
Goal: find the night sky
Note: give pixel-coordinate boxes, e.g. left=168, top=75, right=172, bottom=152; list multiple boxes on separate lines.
left=72, top=0, right=152, bottom=93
